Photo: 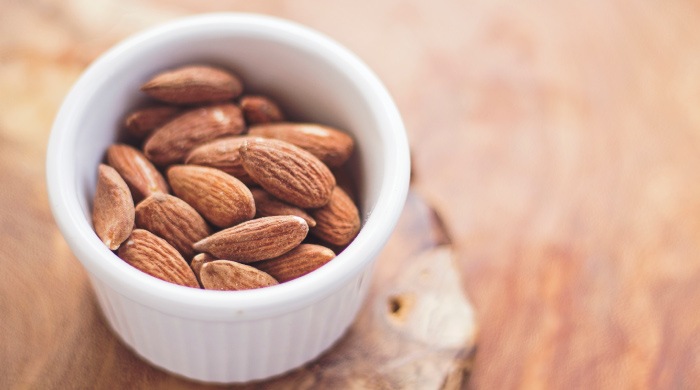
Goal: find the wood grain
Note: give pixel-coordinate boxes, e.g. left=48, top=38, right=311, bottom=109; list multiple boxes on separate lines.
left=3, top=0, right=700, bottom=388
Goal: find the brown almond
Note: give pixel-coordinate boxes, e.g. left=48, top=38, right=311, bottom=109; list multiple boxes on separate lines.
left=185, top=136, right=257, bottom=185
left=107, top=144, right=169, bottom=202
left=200, top=260, right=278, bottom=291
left=92, top=164, right=134, bottom=250
left=118, top=229, right=199, bottom=288
left=125, top=105, right=181, bottom=140
left=141, top=65, right=243, bottom=104
left=144, top=103, right=245, bottom=166
left=191, top=253, right=216, bottom=280
left=239, top=95, right=285, bottom=124
left=239, top=138, right=335, bottom=208
left=251, top=188, right=316, bottom=227
left=135, top=193, right=211, bottom=260
left=333, top=167, right=358, bottom=204
left=310, top=187, right=361, bottom=246
left=168, top=165, right=255, bottom=228
left=252, top=244, right=335, bottom=283
left=194, top=216, right=308, bottom=263
left=248, top=123, right=354, bottom=167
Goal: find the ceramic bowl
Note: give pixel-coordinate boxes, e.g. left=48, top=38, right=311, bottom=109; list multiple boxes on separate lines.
left=46, top=13, right=409, bottom=383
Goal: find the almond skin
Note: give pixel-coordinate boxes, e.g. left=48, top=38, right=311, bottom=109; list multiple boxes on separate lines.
left=92, top=164, right=134, bottom=250
left=135, top=193, right=211, bottom=260
left=239, top=138, right=335, bottom=208
left=118, top=229, right=199, bottom=288
left=190, top=253, right=216, bottom=280
left=194, top=216, right=309, bottom=263
left=125, top=105, right=181, bottom=140
left=239, top=95, right=285, bottom=124
left=141, top=65, right=243, bottom=104
left=251, top=188, right=316, bottom=227
left=333, top=167, right=359, bottom=204
left=144, top=103, right=245, bottom=166
left=185, top=136, right=258, bottom=185
left=107, top=144, right=169, bottom=202
left=200, top=260, right=278, bottom=291
left=310, top=187, right=361, bottom=246
left=252, top=244, right=335, bottom=283
left=248, top=123, right=354, bottom=167
left=168, top=165, right=255, bottom=228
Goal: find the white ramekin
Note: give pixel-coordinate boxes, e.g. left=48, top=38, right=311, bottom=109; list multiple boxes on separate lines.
left=46, top=14, right=409, bottom=383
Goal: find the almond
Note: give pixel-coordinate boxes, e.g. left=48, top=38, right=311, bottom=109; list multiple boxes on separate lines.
left=92, top=164, right=134, bottom=250
left=107, top=144, right=169, bottom=202
left=135, top=193, right=211, bottom=260
left=200, top=260, right=278, bottom=291
left=310, top=187, right=361, bottom=246
left=185, top=136, right=257, bottom=185
left=252, top=244, right=335, bottom=282
left=194, top=216, right=308, bottom=263
left=125, top=105, right=181, bottom=140
left=248, top=123, right=354, bottom=167
left=190, top=252, right=216, bottom=280
left=144, top=103, right=245, bottom=166
left=251, top=188, right=316, bottom=227
left=141, top=65, right=243, bottom=104
left=333, top=167, right=358, bottom=204
left=239, top=95, right=285, bottom=124
left=239, top=138, right=335, bottom=208
left=118, top=229, right=199, bottom=288
left=167, top=165, right=255, bottom=228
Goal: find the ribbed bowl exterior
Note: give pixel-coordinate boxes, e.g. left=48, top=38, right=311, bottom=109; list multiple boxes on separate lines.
left=89, top=266, right=373, bottom=383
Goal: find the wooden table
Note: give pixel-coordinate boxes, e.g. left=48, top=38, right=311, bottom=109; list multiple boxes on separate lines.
left=2, top=1, right=700, bottom=388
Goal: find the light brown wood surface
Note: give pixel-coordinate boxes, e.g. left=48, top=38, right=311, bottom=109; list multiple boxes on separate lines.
left=3, top=0, right=700, bottom=388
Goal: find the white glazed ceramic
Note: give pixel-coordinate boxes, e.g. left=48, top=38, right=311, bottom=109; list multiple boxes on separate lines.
left=46, top=13, right=409, bottom=383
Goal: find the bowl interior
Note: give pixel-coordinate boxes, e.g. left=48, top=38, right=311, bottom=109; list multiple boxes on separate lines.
left=48, top=14, right=408, bottom=319
left=77, top=32, right=383, bottom=223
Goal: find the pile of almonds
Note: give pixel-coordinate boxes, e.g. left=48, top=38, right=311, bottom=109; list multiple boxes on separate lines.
left=92, top=65, right=361, bottom=291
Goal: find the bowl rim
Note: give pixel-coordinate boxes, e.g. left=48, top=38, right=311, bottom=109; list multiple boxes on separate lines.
left=46, top=13, right=410, bottom=321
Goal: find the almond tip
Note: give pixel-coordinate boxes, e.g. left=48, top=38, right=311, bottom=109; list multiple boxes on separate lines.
left=104, top=239, right=116, bottom=250
left=192, top=240, right=206, bottom=251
